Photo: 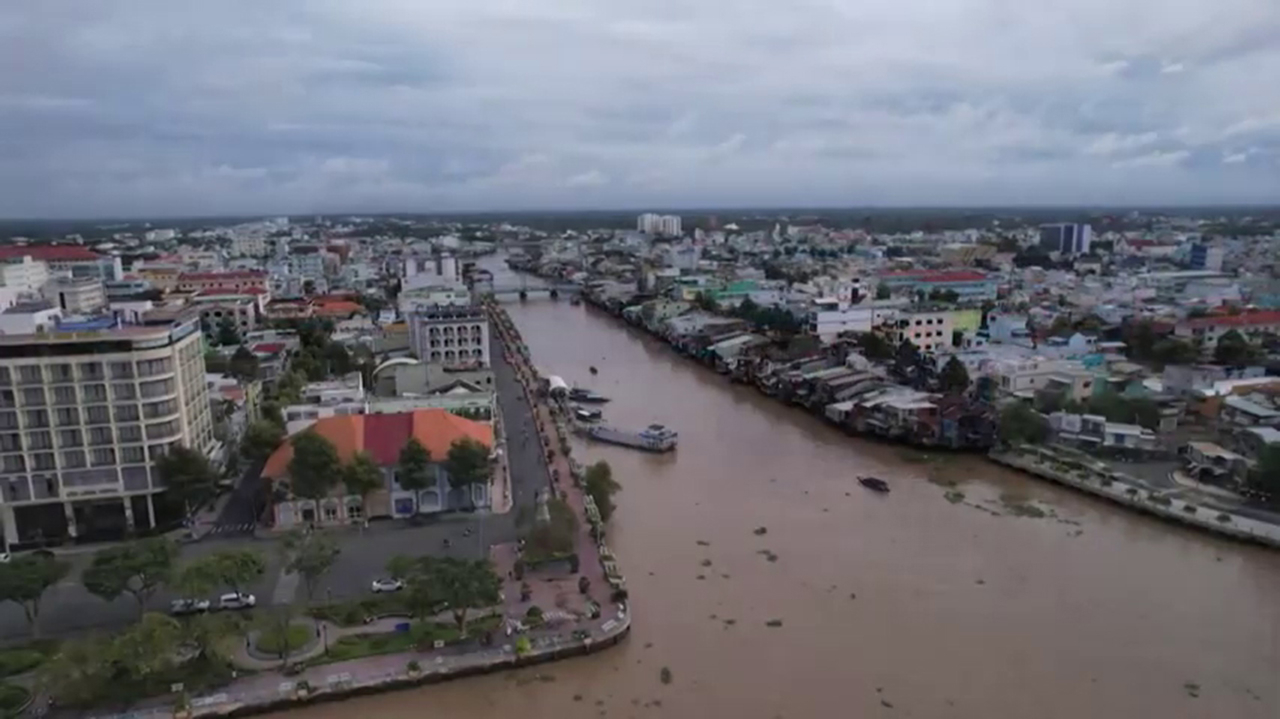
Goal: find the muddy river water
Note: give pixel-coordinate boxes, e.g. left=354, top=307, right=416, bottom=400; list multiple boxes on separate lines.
left=276, top=287, right=1279, bottom=719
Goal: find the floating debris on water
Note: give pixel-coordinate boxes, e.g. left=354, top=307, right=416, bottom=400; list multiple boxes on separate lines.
left=753, top=526, right=768, bottom=535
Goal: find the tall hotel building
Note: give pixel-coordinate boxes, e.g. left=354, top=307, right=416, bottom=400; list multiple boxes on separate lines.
left=0, top=308, right=215, bottom=547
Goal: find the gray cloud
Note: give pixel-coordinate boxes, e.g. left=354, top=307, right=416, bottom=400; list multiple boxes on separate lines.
left=1, top=0, right=1279, bottom=218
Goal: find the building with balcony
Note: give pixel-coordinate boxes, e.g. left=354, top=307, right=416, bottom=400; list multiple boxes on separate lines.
left=0, top=246, right=121, bottom=282
left=176, top=270, right=270, bottom=296
left=42, top=277, right=107, bottom=314
left=407, top=305, right=490, bottom=367
left=0, top=311, right=215, bottom=547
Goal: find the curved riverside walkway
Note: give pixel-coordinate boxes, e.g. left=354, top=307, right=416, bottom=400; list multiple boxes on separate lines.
left=992, top=445, right=1280, bottom=548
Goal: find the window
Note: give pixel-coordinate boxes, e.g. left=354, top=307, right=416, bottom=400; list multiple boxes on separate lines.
left=145, top=420, right=180, bottom=440
left=89, top=448, right=116, bottom=467
left=21, top=388, right=45, bottom=406
left=0, top=390, right=13, bottom=408
left=109, top=362, right=134, bottom=379
left=121, top=446, right=145, bottom=463
left=114, top=404, right=140, bottom=422
left=112, top=383, right=138, bottom=400
left=55, top=407, right=79, bottom=426
left=78, top=362, right=105, bottom=380
left=323, top=505, right=339, bottom=522
left=140, top=378, right=176, bottom=399
left=17, top=366, right=42, bottom=384
left=0, top=433, right=20, bottom=452
left=49, top=364, right=74, bottom=383
left=88, top=427, right=113, bottom=446
left=85, top=406, right=110, bottom=425
left=58, top=429, right=83, bottom=447
left=52, top=386, right=76, bottom=406
left=143, top=399, right=178, bottom=419
left=0, top=412, right=16, bottom=430
left=83, top=384, right=108, bottom=402
left=0, top=367, right=10, bottom=386
left=1, top=455, right=24, bottom=473
left=30, top=453, right=55, bottom=471
left=27, top=431, right=51, bottom=450
left=60, top=450, right=86, bottom=468
left=137, top=358, right=173, bottom=377
left=24, top=409, right=48, bottom=428
left=118, top=425, right=142, bottom=443
left=347, top=502, right=363, bottom=520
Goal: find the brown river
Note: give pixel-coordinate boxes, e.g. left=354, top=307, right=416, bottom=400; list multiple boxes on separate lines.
left=278, top=290, right=1280, bottom=719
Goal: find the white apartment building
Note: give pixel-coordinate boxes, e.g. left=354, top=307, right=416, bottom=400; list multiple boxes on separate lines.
left=407, top=305, right=490, bottom=367
left=0, top=257, right=49, bottom=295
left=808, top=298, right=905, bottom=344
left=230, top=234, right=269, bottom=258
left=0, top=311, right=216, bottom=547
left=886, top=308, right=961, bottom=352
left=42, top=277, right=107, bottom=314
left=637, top=213, right=682, bottom=237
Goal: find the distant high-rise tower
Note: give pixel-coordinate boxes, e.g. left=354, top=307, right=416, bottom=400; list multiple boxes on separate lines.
left=637, top=213, right=682, bottom=237
left=1038, top=223, right=1093, bottom=256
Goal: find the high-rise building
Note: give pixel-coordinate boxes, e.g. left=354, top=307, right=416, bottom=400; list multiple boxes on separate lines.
left=1038, top=223, right=1093, bottom=256
left=407, top=305, right=491, bottom=368
left=0, top=309, right=216, bottom=547
left=637, top=213, right=683, bottom=237
left=1188, top=243, right=1225, bottom=272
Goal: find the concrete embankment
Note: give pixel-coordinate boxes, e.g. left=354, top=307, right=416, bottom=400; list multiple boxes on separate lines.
left=990, top=446, right=1280, bottom=549
left=187, top=617, right=631, bottom=719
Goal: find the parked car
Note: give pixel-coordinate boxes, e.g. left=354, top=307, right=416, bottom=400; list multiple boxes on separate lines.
left=371, top=578, right=404, bottom=593
left=169, top=598, right=211, bottom=616
left=217, top=592, right=256, bottom=610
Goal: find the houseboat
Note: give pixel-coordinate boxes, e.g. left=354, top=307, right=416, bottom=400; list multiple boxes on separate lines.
left=587, top=424, right=678, bottom=452
left=574, top=406, right=603, bottom=422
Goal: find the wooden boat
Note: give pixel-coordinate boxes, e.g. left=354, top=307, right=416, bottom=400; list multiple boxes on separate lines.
left=857, top=476, right=890, bottom=493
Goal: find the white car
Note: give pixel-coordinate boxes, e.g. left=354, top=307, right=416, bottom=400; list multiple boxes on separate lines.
left=169, top=598, right=211, bottom=616
left=217, top=592, right=257, bottom=610
left=371, top=578, right=404, bottom=593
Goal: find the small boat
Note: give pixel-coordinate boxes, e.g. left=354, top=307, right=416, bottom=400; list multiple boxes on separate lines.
left=857, top=476, right=890, bottom=493
left=589, top=366, right=599, bottom=375
left=569, top=388, right=610, bottom=403
left=574, top=407, right=603, bottom=422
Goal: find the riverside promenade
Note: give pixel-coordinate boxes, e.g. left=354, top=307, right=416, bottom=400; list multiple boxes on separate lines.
left=991, top=444, right=1280, bottom=548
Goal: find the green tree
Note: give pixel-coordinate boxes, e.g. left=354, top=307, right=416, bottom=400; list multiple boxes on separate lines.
left=274, top=371, right=306, bottom=404
left=287, top=431, right=343, bottom=501
left=854, top=332, right=894, bottom=361
left=342, top=450, right=384, bottom=507
left=0, top=554, right=70, bottom=637
left=584, top=460, right=621, bottom=522
left=291, top=349, right=325, bottom=382
left=524, top=498, right=579, bottom=560
left=177, top=611, right=239, bottom=662
left=240, top=419, right=286, bottom=463
left=215, top=316, right=241, bottom=347
left=399, top=557, right=502, bottom=634
left=1214, top=330, right=1261, bottom=367
left=282, top=532, right=340, bottom=603
left=444, top=438, right=491, bottom=508
left=1249, top=444, right=1280, bottom=499
left=875, top=284, right=891, bottom=300
left=254, top=605, right=305, bottom=666
left=324, top=342, right=353, bottom=376
left=110, top=612, right=184, bottom=681
left=155, top=446, right=218, bottom=517
left=386, top=555, right=439, bottom=621
left=938, top=356, right=971, bottom=394
left=37, top=633, right=113, bottom=705
left=260, top=400, right=285, bottom=428
left=178, top=549, right=265, bottom=598
left=81, top=537, right=178, bottom=618
left=228, top=345, right=260, bottom=381
left=998, top=402, right=1049, bottom=446
left=396, top=438, right=433, bottom=491
left=694, top=292, right=719, bottom=313
left=1150, top=338, right=1200, bottom=366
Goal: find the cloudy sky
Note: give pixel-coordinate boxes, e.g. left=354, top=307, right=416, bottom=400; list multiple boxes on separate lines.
left=2, top=0, right=1279, bottom=218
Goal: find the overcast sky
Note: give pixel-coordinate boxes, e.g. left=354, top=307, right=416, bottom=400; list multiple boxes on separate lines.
left=2, top=1, right=1279, bottom=218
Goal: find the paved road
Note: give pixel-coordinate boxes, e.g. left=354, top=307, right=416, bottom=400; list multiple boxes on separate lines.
left=208, top=458, right=267, bottom=538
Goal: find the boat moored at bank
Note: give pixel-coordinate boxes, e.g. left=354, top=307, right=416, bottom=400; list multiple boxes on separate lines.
left=586, top=423, right=678, bottom=452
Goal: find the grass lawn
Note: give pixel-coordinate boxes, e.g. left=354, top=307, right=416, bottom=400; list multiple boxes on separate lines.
left=0, top=682, right=30, bottom=713
left=256, top=624, right=313, bottom=655
left=310, top=615, right=505, bottom=666
left=0, top=647, right=48, bottom=678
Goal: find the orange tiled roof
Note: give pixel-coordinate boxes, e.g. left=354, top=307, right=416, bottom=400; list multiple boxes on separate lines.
left=262, top=409, right=492, bottom=479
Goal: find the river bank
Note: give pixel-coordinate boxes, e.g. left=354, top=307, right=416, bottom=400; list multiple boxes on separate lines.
left=554, top=280, right=1280, bottom=549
